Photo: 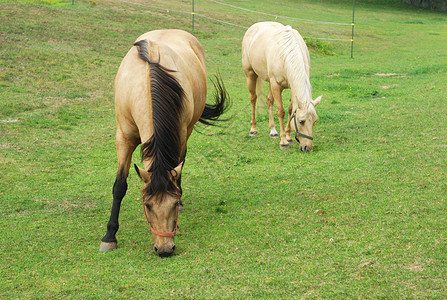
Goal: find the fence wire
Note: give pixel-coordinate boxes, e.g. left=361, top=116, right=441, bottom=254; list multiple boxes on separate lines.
left=209, top=0, right=352, bottom=26
left=120, top=0, right=353, bottom=42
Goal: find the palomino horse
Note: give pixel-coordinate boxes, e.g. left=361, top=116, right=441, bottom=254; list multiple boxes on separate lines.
left=242, top=22, right=322, bottom=151
left=99, top=29, right=229, bottom=257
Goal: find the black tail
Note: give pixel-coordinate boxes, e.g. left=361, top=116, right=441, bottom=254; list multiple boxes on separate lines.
left=198, top=74, right=231, bottom=126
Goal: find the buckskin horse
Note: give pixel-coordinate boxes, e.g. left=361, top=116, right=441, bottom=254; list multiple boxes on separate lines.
left=242, top=22, right=322, bottom=151
left=99, top=29, right=229, bottom=257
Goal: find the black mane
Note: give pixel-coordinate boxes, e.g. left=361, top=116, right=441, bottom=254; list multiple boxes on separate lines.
left=134, top=39, right=184, bottom=198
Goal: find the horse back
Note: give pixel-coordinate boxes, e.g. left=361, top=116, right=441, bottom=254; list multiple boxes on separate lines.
left=242, top=22, right=286, bottom=83
left=114, top=29, right=207, bottom=144
left=242, top=22, right=309, bottom=88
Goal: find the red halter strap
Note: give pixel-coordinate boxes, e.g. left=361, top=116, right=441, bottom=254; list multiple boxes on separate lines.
left=143, top=199, right=180, bottom=237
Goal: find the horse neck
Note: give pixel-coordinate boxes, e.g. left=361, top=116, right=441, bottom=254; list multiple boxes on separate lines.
left=141, top=61, right=184, bottom=197
left=289, top=79, right=312, bottom=111
left=277, top=30, right=312, bottom=111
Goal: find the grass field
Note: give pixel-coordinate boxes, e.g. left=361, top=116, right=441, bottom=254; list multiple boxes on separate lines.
left=1, top=0, right=446, bottom=298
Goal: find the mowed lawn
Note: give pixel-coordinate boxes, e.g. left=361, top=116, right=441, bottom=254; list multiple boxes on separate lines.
left=0, top=0, right=446, bottom=298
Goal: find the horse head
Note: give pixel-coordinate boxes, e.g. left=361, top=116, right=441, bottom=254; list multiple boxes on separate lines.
left=292, top=95, right=322, bottom=152
left=135, top=162, right=183, bottom=257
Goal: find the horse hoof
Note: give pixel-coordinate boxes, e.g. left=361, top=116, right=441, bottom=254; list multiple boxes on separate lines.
left=280, top=144, right=290, bottom=149
left=99, top=241, right=117, bottom=252
left=270, top=133, right=279, bottom=138
left=249, top=131, right=258, bottom=137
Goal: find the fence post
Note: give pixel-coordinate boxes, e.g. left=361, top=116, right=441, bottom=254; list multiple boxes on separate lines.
left=192, top=0, right=195, bottom=31
left=351, top=0, right=355, bottom=58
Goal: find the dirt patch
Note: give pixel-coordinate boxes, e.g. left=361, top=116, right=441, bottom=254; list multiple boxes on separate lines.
left=1, top=118, right=19, bottom=123
left=380, top=84, right=398, bottom=89
left=374, top=73, right=406, bottom=77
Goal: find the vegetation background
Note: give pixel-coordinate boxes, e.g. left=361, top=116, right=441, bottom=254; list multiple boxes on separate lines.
left=1, top=0, right=446, bottom=298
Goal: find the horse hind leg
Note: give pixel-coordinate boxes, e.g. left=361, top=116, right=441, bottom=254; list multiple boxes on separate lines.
left=269, top=81, right=289, bottom=149
left=99, top=132, right=138, bottom=252
left=246, top=71, right=259, bottom=136
left=267, top=87, right=278, bottom=138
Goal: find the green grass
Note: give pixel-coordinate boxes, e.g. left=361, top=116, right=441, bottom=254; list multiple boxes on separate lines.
left=1, top=0, right=446, bottom=298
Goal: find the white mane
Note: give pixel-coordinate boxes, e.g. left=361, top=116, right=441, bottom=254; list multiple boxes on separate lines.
left=276, top=26, right=312, bottom=109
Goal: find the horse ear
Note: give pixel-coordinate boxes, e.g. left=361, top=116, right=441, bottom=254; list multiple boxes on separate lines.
left=170, top=161, right=184, bottom=180
left=134, top=164, right=151, bottom=183
left=312, top=95, right=322, bottom=107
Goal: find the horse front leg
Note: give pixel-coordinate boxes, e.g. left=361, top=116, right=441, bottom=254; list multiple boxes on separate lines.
left=267, top=87, right=278, bottom=138
left=99, top=132, right=137, bottom=252
left=177, top=144, right=188, bottom=211
left=285, top=102, right=293, bottom=143
left=270, top=81, right=288, bottom=149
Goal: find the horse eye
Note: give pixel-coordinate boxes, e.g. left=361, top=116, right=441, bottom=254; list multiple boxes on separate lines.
left=299, top=120, right=305, bottom=125
left=145, top=204, right=151, bottom=211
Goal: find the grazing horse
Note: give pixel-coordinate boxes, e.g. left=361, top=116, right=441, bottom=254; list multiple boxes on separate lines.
left=99, top=29, right=229, bottom=257
left=242, top=22, right=322, bottom=151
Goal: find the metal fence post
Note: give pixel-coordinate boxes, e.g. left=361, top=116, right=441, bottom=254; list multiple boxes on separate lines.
left=351, top=0, right=355, bottom=58
left=192, top=0, right=195, bottom=31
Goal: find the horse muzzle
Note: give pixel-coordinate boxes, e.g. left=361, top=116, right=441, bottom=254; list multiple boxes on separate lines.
left=300, top=144, right=313, bottom=152
left=154, top=244, right=176, bottom=257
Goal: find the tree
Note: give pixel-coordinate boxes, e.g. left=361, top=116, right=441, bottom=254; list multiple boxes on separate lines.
left=402, top=0, right=447, bottom=12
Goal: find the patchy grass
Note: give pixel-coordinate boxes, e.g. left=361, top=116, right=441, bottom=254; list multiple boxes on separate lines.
left=0, top=0, right=446, bottom=298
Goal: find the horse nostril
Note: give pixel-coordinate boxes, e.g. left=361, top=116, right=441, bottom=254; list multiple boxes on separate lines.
left=154, top=246, right=158, bottom=253
left=172, top=245, right=176, bottom=252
